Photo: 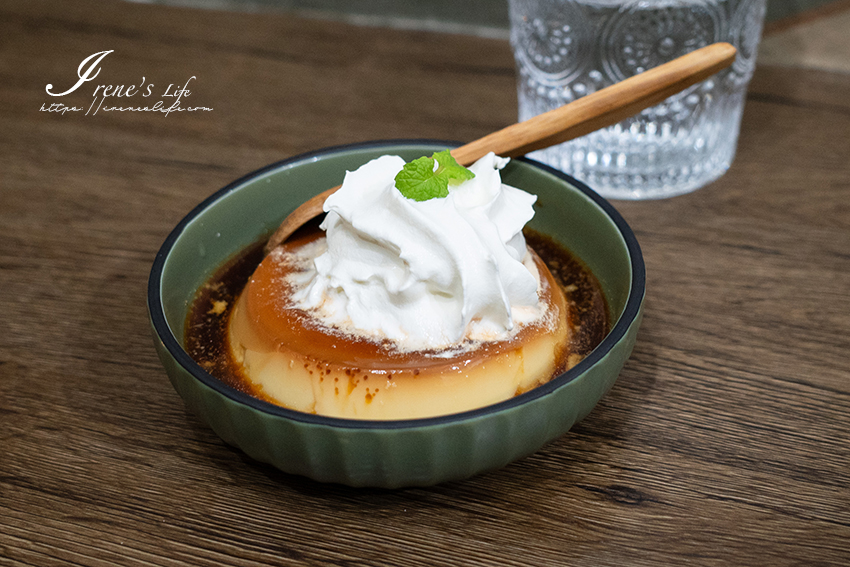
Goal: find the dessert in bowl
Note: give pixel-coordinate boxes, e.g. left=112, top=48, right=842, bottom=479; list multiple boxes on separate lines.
left=148, top=140, right=645, bottom=487
left=223, top=152, right=583, bottom=420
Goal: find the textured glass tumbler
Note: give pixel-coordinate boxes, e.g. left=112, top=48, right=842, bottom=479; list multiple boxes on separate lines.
left=509, top=0, right=767, bottom=199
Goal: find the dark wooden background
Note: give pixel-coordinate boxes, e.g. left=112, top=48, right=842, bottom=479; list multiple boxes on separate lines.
left=2, top=1, right=849, bottom=565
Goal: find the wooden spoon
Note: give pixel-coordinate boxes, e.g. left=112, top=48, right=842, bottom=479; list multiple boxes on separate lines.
left=265, top=42, right=737, bottom=254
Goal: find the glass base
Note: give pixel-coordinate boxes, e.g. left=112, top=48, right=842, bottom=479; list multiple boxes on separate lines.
left=522, top=88, right=745, bottom=200
left=528, top=134, right=736, bottom=200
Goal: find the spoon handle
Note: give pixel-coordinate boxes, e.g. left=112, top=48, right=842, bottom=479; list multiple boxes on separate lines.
left=451, top=42, right=737, bottom=164
left=265, top=42, right=737, bottom=254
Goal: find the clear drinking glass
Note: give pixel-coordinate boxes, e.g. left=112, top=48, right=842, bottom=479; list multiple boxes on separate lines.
left=509, top=0, right=767, bottom=199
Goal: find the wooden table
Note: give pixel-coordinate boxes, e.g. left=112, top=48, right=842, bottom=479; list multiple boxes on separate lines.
left=2, top=1, right=849, bottom=565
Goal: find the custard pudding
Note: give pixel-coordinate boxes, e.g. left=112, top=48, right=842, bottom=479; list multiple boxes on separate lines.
left=185, top=151, right=610, bottom=420
left=228, top=232, right=569, bottom=419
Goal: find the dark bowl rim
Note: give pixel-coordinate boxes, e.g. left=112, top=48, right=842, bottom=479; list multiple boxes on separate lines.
left=148, top=138, right=645, bottom=430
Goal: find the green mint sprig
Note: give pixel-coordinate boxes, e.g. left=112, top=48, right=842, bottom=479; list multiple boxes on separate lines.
left=394, top=150, right=475, bottom=202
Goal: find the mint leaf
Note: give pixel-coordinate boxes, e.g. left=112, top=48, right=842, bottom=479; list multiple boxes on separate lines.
left=394, top=155, right=448, bottom=201
left=394, top=151, right=475, bottom=202
left=433, top=150, right=475, bottom=186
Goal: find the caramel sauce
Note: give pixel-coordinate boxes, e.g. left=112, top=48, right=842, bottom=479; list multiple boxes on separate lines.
left=524, top=231, right=609, bottom=360
left=185, top=222, right=610, bottom=401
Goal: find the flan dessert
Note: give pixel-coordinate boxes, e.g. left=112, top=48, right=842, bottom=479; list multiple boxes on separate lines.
left=228, top=235, right=568, bottom=420
left=187, top=152, right=609, bottom=420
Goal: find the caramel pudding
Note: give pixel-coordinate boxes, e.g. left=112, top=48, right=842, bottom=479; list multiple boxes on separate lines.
left=186, top=229, right=609, bottom=420
left=227, top=232, right=568, bottom=419
left=185, top=152, right=610, bottom=420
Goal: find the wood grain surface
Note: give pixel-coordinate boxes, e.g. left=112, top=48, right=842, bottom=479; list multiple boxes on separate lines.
left=1, top=1, right=849, bottom=565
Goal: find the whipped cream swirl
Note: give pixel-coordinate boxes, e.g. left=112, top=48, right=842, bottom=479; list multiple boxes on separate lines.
left=294, top=152, right=542, bottom=350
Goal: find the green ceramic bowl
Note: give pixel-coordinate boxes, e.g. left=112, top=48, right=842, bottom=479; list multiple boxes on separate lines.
left=148, top=140, right=645, bottom=488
